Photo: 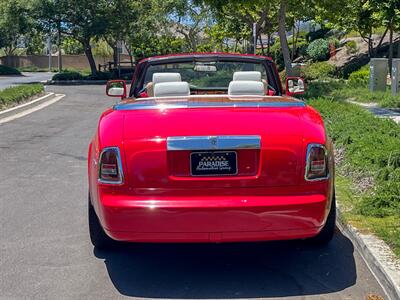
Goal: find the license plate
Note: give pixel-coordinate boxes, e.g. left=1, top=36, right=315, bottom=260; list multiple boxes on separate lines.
left=190, top=151, right=237, bottom=176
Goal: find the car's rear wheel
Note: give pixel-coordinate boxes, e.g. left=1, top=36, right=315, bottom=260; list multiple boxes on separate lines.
left=310, top=192, right=336, bottom=246
left=88, top=194, right=115, bottom=249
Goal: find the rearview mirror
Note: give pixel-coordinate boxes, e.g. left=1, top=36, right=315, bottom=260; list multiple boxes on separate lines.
left=106, top=80, right=127, bottom=98
left=286, top=77, right=306, bottom=96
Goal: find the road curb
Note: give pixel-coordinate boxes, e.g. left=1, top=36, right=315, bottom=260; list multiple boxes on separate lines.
left=0, top=92, right=64, bottom=124
left=336, top=208, right=400, bottom=300
left=44, top=80, right=132, bottom=86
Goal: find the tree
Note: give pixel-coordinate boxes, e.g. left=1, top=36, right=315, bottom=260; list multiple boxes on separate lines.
left=32, top=0, right=67, bottom=70
left=0, top=0, right=32, bottom=56
left=202, top=0, right=295, bottom=74
left=370, top=0, right=400, bottom=74
left=168, top=0, right=213, bottom=52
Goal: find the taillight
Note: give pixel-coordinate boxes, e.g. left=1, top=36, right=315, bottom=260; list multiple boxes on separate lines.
left=98, top=147, right=123, bottom=184
left=305, top=143, right=329, bottom=181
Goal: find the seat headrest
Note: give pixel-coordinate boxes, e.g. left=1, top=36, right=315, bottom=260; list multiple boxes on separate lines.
left=154, top=82, right=190, bottom=97
left=152, top=73, right=182, bottom=84
left=233, top=71, right=262, bottom=81
left=228, top=81, right=265, bottom=96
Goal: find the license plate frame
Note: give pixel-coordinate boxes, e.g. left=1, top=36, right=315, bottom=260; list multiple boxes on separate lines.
left=190, top=151, right=238, bottom=176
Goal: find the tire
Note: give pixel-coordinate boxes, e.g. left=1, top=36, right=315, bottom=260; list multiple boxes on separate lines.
left=88, top=195, right=115, bottom=249
left=310, top=192, right=336, bottom=246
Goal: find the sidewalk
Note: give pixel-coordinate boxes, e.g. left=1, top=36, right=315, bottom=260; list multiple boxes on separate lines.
left=347, top=100, right=400, bottom=124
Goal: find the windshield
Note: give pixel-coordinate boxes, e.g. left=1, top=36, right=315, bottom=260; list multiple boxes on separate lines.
left=143, top=61, right=269, bottom=90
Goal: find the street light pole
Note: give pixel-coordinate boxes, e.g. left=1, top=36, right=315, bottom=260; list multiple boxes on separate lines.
left=47, top=34, right=52, bottom=72
left=253, top=22, right=257, bottom=55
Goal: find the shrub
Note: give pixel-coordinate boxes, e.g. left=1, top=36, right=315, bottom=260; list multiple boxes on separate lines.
left=0, top=65, right=21, bottom=75
left=52, top=71, right=83, bottom=81
left=348, top=65, right=369, bottom=86
left=306, top=28, right=330, bottom=42
left=306, top=39, right=330, bottom=61
left=0, top=84, right=44, bottom=108
left=308, top=94, right=400, bottom=217
left=301, top=62, right=337, bottom=81
left=345, top=40, right=358, bottom=54
left=85, top=71, right=114, bottom=80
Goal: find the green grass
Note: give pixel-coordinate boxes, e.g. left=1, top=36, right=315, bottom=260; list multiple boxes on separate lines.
left=306, top=83, right=400, bottom=256
left=306, top=81, right=400, bottom=109
left=0, top=84, right=44, bottom=109
left=0, top=65, right=21, bottom=75
left=336, top=176, right=400, bottom=257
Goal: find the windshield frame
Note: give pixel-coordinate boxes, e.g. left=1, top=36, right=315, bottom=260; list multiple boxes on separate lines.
left=129, top=54, right=283, bottom=98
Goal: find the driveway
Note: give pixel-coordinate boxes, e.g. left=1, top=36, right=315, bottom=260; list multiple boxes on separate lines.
left=0, top=72, right=53, bottom=90
left=0, top=85, right=387, bottom=299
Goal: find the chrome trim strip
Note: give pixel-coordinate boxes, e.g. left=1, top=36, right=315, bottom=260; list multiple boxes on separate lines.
left=304, top=143, right=330, bottom=181
left=98, top=147, right=124, bottom=185
left=114, top=101, right=305, bottom=111
left=167, top=135, right=261, bottom=151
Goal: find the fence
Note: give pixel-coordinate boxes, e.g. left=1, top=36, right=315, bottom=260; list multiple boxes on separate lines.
left=0, top=54, right=132, bottom=71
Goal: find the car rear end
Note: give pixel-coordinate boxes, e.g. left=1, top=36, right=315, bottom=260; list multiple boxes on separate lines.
left=89, top=97, right=334, bottom=243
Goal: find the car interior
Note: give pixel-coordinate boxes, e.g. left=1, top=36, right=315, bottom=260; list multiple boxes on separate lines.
left=141, top=71, right=272, bottom=98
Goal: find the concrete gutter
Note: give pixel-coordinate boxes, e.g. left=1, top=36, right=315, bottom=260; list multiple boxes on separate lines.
left=0, top=92, right=65, bottom=125
left=337, top=208, right=400, bottom=300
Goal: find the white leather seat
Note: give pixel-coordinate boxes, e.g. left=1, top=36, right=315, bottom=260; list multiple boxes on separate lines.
left=152, top=73, right=182, bottom=84
left=154, top=82, right=190, bottom=97
left=228, top=81, right=265, bottom=96
left=233, top=71, right=262, bottom=82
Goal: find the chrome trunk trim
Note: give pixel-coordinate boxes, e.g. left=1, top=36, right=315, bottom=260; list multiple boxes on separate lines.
left=114, top=101, right=305, bottom=111
left=167, top=135, right=261, bottom=151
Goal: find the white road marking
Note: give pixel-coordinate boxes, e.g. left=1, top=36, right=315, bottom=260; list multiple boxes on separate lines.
left=0, top=94, right=65, bottom=125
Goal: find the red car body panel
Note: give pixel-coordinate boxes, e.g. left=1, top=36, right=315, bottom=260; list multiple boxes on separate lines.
left=88, top=54, right=334, bottom=243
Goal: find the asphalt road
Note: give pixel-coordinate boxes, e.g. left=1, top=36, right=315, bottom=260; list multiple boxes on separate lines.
left=0, top=72, right=54, bottom=90
left=0, top=85, right=387, bottom=299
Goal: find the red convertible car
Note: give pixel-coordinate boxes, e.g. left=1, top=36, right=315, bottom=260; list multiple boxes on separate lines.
left=88, top=53, right=335, bottom=249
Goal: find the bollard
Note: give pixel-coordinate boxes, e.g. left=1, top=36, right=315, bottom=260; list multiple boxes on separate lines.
left=369, top=58, right=388, bottom=92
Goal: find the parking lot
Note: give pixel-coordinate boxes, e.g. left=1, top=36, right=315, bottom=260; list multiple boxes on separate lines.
left=0, top=85, right=386, bottom=299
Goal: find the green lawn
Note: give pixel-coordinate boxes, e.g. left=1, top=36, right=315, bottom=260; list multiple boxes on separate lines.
left=0, top=84, right=44, bottom=110
left=306, top=83, right=400, bottom=256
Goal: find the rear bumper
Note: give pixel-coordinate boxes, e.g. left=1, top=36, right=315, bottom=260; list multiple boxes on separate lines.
left=95, top=192, right=329, bottom=243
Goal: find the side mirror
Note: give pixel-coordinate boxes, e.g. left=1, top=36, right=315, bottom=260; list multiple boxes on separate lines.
left=106, top=80, right=127, bottom=99
left=286, top=77, right=306, bottom=96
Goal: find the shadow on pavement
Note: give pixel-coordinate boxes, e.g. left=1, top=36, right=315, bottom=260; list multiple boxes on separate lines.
left=94, top=230, right=356, bottom=298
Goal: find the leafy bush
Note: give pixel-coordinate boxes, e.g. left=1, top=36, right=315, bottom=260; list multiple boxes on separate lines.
left=308, top=94, right=400, bottom=217
left=270, top=37, right=309, bottom=71
left=348, top=65, right=369, bottom=86
left=306, top=39, right=330, bottom=61
left=0, top=84, right=44, bottom=108
left=345, top=40, right=358, bottom=54
left=52, top=71, right=83, bottom=81
left=301, top=62, right=337, bottom=81
left=306, top=28, right=330, bottom=42
left=85, top=71, right=114, bottom=80
left=0, top=65, right=21, bottom=75
left=328, top=38, right=340, bottom=48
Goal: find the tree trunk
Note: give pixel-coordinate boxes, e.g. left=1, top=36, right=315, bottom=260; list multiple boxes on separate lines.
left=291, top=21, right=295, bottom=60
left=388, top=21, right=393, bottom=76
left=374, top=26, right=389, bottom=57
left=83, top=40, right=97, bottom=75
left=267, top=32, right=271, bottom=56
left=278, top=0, right=292, bottom=75
left=259, top=34, right=265, bottom=55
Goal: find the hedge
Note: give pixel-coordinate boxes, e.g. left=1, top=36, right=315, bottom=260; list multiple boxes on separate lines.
left=0, top=84, right=44, bottom=109
left=0, top=65, right=21, bottom=75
